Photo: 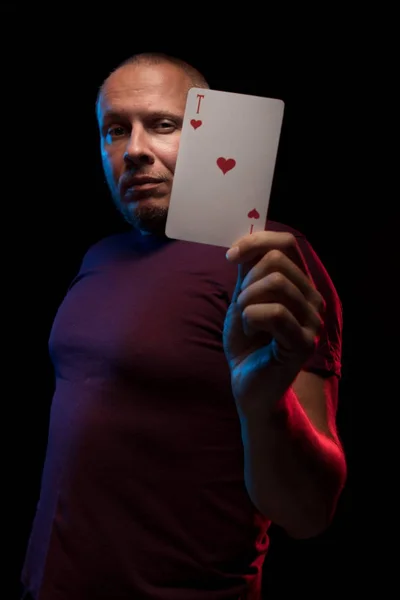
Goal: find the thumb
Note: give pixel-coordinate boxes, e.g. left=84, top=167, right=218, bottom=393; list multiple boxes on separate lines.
left=223, top=300, right=246, bottom=365
left=230, top=263, right=245, bottom=304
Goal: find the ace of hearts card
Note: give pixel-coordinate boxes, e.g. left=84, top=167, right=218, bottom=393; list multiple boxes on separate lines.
left=165, top=87, right=285, bottom=248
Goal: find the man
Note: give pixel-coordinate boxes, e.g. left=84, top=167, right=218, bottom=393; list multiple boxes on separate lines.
left=21, top=53, right=347, bottom=600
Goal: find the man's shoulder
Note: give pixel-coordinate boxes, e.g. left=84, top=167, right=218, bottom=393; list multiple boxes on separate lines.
left=80, top=231, right=137, bottom=266
left=87, top=230, right=135, bottom=252
left=268, top=219, right=341, bottom=308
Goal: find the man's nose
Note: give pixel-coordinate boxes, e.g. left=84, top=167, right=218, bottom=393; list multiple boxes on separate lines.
left=123, top=128, right=155, bottom=167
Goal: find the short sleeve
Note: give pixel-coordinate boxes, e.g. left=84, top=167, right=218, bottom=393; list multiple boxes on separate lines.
left=296, top=235, right=343, bottom=378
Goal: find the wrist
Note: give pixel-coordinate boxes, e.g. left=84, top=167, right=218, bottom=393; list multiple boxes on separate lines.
left=236, top=378, right=297, bottom=426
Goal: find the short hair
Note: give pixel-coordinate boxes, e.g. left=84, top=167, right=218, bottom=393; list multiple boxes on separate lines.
left=96, top=52, right=209, bottom=111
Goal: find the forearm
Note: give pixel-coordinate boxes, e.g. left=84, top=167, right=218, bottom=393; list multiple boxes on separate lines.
left=238, top=387, right=347, bottom=539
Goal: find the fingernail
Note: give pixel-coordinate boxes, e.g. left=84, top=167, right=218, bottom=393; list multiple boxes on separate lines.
left=226, top=246, right=240, bottom=261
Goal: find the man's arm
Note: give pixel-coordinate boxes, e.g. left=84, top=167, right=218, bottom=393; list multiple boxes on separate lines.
left=239, top=370, right=347, bottom=539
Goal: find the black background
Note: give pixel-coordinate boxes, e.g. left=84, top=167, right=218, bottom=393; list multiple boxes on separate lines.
left=2, top=8, right=356, bottom=599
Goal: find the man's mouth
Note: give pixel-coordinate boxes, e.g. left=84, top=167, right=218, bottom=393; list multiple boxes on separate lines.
left=122, top=176, right=165, bottom=198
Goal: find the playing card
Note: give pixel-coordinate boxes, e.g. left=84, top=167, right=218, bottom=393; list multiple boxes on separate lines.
left=165, top=87, right=285, bottom=248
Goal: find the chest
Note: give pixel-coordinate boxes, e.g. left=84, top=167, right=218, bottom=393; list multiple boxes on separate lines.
left=49, top=261, right=231, bottom=393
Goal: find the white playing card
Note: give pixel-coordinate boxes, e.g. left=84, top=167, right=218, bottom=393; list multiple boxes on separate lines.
left=165, top=87, right=285, bottom=248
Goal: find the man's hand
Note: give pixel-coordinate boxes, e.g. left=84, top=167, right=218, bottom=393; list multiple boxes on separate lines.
left=223, top=230, right=325, bottom=412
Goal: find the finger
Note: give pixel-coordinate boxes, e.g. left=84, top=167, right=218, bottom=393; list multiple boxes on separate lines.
left=240, top=250, right=325, bottom=315
left=242, top=303, right=318, bottom=356
left=237, top=273, right=323, bottom=331
left=226, top=231, right=311, bottom=278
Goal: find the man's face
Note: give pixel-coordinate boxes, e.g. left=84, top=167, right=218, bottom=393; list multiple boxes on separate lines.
left=97, top=62, right=192, bottom=235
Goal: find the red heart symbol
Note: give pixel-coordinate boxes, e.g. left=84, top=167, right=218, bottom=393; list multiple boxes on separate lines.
left=248, top=208, right=260, bottom=219
left=216, top=157, right=236, bottom=174
left=190, top=119, right=202, bottom=130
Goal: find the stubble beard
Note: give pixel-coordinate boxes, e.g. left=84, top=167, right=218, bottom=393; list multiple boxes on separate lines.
left=129, top=203, right=169, bottom=237
left=115, top=194, right=169, bottom=237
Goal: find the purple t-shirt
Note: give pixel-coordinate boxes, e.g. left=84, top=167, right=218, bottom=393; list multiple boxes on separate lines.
left=22, top=221, right=342, bottom=600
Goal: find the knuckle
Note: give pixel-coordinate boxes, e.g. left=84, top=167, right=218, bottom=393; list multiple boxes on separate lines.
left=314, top=310, right=324, bottom=332
left=271, top=303, right=287, bottom=321
left=303, top=329, right=317, bottom=352
left=266, top=249, right=284, bottom=265
left=283, top=232, right=297, bottom=249
left=265, top=271, right=287, bottom=294
left=242, top=304, right=253, bottom=320
left=242, top=305, right=256, bottom=326
left=308, top=307, right=324, bottom=333
left=268, top=271, right=286, bottom=288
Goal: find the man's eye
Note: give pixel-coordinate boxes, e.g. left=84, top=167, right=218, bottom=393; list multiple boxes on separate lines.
left=108, top=126, right=126, bottom=137
left=155, top=121, right=175, bottom=131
